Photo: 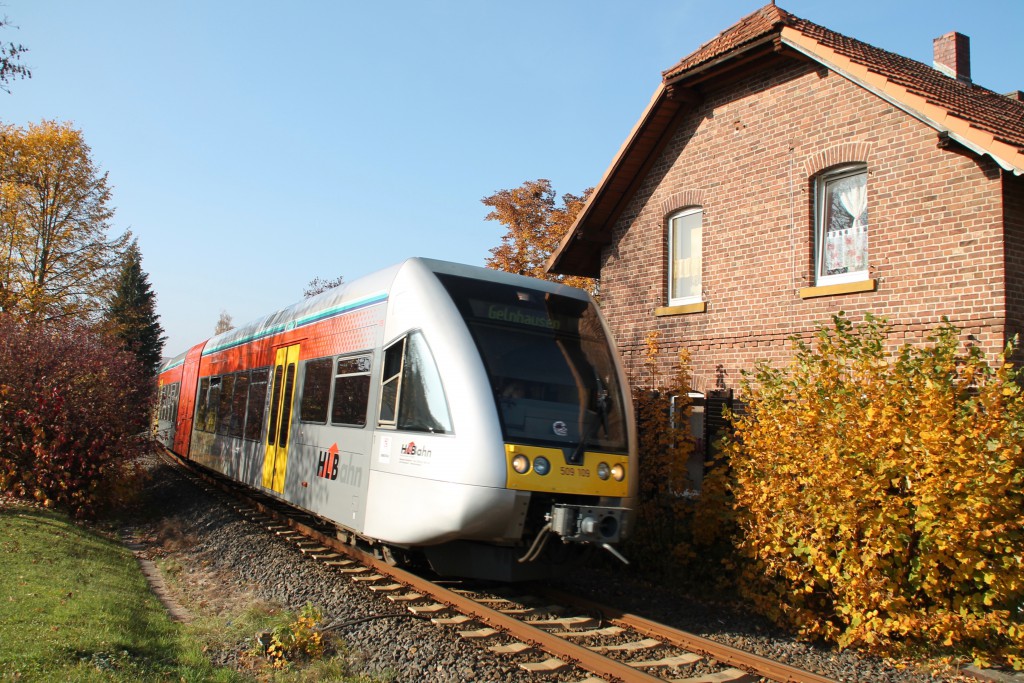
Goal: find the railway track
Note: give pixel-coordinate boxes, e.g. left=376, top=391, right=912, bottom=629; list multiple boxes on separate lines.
left=161, top=449, right=838, bottom=683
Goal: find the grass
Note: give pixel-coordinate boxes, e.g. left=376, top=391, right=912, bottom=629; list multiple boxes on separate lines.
left=152, top=561, right=383, bottom=683
left=0, top=502, right=381, bottom=682
left=0, top=503, right=241, bottom=682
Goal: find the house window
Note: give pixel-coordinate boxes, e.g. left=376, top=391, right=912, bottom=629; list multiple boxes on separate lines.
left=816, top=165, right=868, bottom=285
left=668, top=207, right=702, bottom=305
left=670, top=392, right=705, bottom=495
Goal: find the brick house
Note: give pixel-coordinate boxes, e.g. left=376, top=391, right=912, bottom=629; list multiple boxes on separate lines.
left=546, top=4, right=1024, bottom=485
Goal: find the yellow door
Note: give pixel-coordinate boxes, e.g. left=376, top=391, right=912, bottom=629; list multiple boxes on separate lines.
left=262, top=344, right=300, bottom=493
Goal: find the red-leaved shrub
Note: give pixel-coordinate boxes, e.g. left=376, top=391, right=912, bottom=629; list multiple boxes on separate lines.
left=0, top=314, right=153, bottom=517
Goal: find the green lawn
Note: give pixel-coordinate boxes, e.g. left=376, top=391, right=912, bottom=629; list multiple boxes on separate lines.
left=0, top=503, right=379, bottom=683
left=0, top=504, right=240, bottom=682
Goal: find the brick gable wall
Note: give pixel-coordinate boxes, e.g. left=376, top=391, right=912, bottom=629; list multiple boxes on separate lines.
left=598, top=61, right=1008, bottom=392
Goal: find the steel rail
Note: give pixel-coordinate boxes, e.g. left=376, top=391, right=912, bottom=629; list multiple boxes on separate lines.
left=248, top=506, right=667, bottom=682
left=543, top=588, right=838, bottom=683
left=162, top=450, right=664, bottom=683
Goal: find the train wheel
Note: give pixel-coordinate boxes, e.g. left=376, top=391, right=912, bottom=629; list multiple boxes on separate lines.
left=379, top=545, right=399, bottom=566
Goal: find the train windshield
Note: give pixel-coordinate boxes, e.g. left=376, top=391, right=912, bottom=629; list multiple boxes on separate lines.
left=436, top=274, right=628, bottom=454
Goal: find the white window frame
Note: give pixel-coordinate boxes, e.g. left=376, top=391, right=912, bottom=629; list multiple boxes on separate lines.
left=814, top=165, right=868, bottom=286
left=667, top=207, right=703, bottom=306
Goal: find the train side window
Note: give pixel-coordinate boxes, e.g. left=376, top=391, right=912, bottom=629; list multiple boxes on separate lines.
left=229, top=372, right=249, bottom=438
left=196, top=378, right=210, bottom=432
left=216, top=374, right=236, bottom=435
left=206, top=377, right=222, bottom=433
left=244, top=368, right=270, bottom=441
left=299, top=358, right=333, bottom=424
left=398, top=332, right=452, bottom=434
left=331, top=354, right=371, bottom=426
left=196, top=377, right=211, bottom=432
left=378, top=338, right=405, bottom=425
left=378, top=332, right=452, bottom=433
left=165, top=383, right=179, bottom=424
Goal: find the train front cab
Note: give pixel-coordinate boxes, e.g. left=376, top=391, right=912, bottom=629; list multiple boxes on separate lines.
left=394, top=263, right=638, bottom=580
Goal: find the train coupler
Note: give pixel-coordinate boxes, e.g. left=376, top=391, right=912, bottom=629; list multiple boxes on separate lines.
left=549, top=504, right=627, bottom=544
left=517, top=505, right=630, bottom=564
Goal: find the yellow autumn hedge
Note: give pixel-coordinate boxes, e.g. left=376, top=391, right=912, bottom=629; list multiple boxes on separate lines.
left=622, top=335, right=697, bottom=577
left=725, top=313, right=1024, bottom=667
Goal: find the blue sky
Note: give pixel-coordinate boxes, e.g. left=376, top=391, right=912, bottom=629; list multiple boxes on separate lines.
left=3, top=1, right=1022, bottom=355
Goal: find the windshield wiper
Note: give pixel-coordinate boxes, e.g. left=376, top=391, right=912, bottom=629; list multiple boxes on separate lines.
left=567, top=376, right=608, bottom=466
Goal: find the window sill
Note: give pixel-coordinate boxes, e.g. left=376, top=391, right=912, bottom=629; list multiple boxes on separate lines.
left=799, top=279, right=877, bottom=299
left=655, top=301, right=707, bottom=317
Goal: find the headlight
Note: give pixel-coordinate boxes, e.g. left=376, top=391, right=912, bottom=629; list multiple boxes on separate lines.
left=597, top=462, right=610, bottom=480
left=611, top=463, right=625, bottom=481
left=533, top=456, right=551, bottom=476
left=512, top=454, right=530, bottom=474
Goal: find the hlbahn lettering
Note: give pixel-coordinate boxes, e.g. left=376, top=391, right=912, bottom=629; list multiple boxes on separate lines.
left=316, top=443, right=362, bottom=486
left=400, top=442, right=431, bottom=458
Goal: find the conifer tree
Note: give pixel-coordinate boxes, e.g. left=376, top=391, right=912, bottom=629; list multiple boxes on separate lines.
left=105, top=239, right=165, bottom=377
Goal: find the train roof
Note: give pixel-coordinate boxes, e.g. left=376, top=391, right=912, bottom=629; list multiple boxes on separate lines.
left=163, top=258, right=591, bottom=364
left=159, top=349, right=189, bottom=374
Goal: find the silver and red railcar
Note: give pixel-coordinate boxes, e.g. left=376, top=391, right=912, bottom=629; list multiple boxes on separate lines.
left=156, top=258, right=637, bottom=580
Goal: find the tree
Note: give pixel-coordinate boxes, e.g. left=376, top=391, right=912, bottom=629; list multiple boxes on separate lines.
left=214, top=310, right=234, bottom=334
left=303, top=274, right=344, bottom=298
left=482, top=179, right=594, bottom=291
left=0, top=120, right=128, bottom=321
left=104, top=239, right=165, bottom=378
left=0, top=16, right=30, bottom=93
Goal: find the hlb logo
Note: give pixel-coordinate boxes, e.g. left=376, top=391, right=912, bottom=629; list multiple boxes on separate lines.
left=317, top=443, right=340, bottom=480
left=316, top=443, right=363, bottom=486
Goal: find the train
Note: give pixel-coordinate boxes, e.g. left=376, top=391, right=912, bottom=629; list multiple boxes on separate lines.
left=156, top=258, right=637, bottom=580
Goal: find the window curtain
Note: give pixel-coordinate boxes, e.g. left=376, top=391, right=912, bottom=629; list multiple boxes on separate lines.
left=671, top=210, right=702, bottom=301
left=824, top=174, right=868, bottom=276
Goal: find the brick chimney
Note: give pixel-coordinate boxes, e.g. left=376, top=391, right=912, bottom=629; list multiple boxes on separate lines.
left=933, top=32, right=971, bottom=83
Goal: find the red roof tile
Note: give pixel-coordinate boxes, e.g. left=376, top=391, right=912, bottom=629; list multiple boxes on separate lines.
left=662, top=4, right=794, bottom=80
left=663, top=4, right=1024, bottom=160
left=790, top=17, right=1024, bottom=153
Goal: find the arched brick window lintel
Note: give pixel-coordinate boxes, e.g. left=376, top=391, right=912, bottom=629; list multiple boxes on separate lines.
left=660, top=190, right=705, bottom=219
left=803, top=143, right=874, bottom=178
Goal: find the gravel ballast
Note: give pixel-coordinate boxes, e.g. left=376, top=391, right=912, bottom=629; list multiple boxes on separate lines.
left=130, top=454, right=988, bottom=682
